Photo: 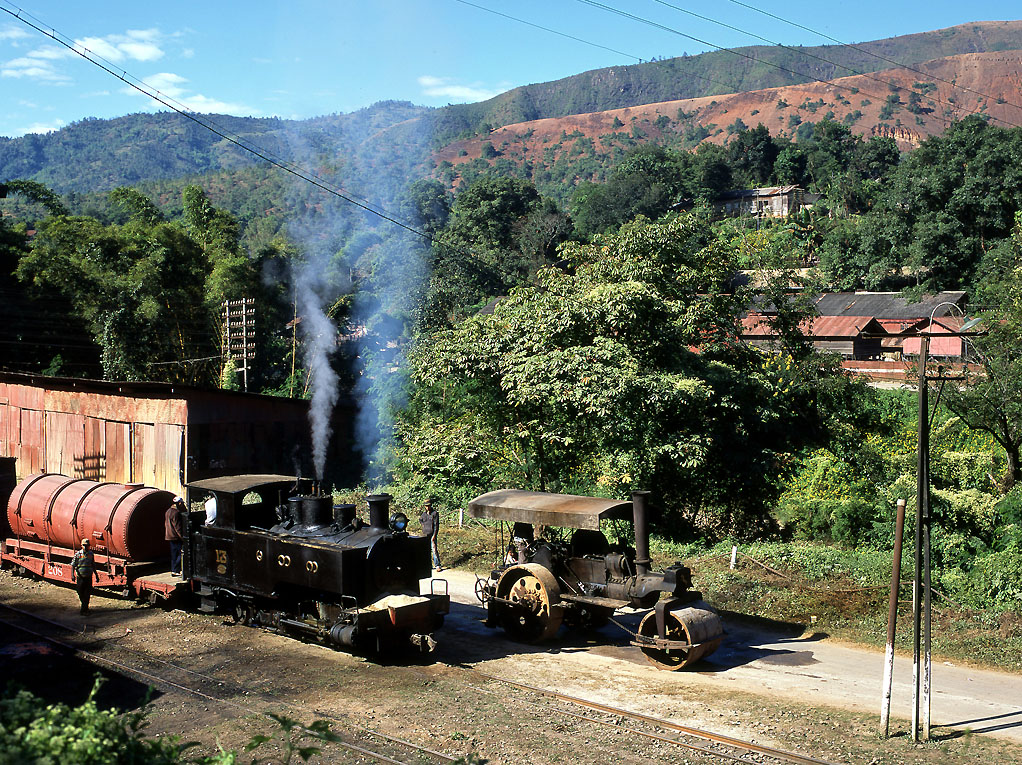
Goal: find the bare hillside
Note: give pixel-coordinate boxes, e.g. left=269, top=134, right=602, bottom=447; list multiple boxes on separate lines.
left=434, top=50, right=1022, bottom=177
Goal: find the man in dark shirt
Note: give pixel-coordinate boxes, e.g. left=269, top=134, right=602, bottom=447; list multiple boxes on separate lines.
left=165, top=496, right=186, bottom=576
left=71, top=539, right=95, bottom=614
left=419, top=498, right=442, bottom=571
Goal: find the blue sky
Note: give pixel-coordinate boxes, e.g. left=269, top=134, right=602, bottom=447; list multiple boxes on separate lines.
left=0, top=0, right=1018, bottom=138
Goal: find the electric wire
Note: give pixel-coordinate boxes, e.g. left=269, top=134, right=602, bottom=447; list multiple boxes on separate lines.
left=451, top=0, right=777, bottom=102
left=723, top=0, right=1022, bottom=114
left=576, top=0, right=1022, bottom=130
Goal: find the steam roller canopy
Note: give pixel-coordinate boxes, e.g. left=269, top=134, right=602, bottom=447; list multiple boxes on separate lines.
left=637, top=601, right=724, bottom=670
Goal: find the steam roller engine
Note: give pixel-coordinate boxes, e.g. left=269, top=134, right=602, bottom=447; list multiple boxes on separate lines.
left=186, top=476, right=449, bottom=655
left=469, top=489, right=724, bottom=669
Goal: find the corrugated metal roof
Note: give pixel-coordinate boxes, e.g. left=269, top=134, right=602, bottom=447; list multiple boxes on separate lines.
left=741, top=314, right=884, bottom=338
left=467, top=489, right=633, bottom=530
left=812, top=292, right=966, bottom=319
left=750, top=291, right=967, bottom=320
left=720, top=185, right=801, bottom=200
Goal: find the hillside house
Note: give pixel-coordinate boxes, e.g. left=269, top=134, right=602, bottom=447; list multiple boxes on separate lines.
left=716, top=186, right=812, bottom=218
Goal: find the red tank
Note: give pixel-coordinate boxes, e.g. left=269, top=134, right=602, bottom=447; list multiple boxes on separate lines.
left=6, top=474, right=173, bottom=561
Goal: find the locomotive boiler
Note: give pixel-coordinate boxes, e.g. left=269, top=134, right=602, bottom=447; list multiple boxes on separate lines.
left=469, top=489, right=724, bottom=669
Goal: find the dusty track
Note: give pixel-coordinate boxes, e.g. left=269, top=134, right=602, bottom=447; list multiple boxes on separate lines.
left=2, top=567, right=1020, bottom=764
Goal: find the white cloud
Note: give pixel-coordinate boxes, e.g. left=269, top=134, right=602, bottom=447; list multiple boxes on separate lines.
left=418, top=75, right=505, bottom=103
left=1, top=52, right=71, bottom=83
left=2, top=28, right=167, bottom=84
left=128, top=71, right=256, bottom=116
left=20, top=118, right=66, bottom=135
left=0, top=25, right=30, bottom=42
left=73, top=29, right=164, bottom=63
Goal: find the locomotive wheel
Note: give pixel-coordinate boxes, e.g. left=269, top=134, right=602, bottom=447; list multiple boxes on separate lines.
left=494, top=564, right=563, bottom=643
left=637, top=601, right=724, bottom=670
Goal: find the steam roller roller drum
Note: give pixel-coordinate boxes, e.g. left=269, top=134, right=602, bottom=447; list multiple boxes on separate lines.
left=494, top=563, right=564, bottom=643
left=637, top=601, right=724, bottom=670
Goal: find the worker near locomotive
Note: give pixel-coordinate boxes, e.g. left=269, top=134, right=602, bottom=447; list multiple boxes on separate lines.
left=165, top=496, right=185, bottom=577
left=1, top=468, right=449, bottom=657
left=69, top=538, right=96, bottom=614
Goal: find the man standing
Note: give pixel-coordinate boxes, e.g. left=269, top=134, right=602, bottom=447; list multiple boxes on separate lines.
left=70, top=539, right=95, bottom=614
left=419, top=498, right=442, bottom=571
left=166, top=496, right=185, bottom=576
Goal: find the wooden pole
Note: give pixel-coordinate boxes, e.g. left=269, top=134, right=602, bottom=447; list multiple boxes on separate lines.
left=881, top=498, right=907, bottom=737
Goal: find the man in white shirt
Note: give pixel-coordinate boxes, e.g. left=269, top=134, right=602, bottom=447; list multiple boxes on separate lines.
left=204, top=495, right=217, bottom=525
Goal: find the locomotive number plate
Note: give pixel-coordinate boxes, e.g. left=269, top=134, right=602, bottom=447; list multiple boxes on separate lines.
left=215, top=548, right=229, bottom=575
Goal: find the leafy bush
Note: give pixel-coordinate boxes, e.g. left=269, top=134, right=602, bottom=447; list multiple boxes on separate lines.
left=0, top=679, right=184, bottom=765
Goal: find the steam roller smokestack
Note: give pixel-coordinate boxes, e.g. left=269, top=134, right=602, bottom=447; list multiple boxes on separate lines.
left=367, top=494, right=391, bottom=530
left=631, top=490, right=651, bottom=576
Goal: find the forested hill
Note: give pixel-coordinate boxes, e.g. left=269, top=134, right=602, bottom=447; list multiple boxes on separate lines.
left=2, top=21, right=1022, bottom=197
left=0, top=101, right=432, bottom=194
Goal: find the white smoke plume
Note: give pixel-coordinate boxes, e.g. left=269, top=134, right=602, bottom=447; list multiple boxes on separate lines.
left=294, top=265, right=340, bottom=480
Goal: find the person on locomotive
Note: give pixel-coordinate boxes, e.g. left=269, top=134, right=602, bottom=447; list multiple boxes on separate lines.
left=419, top=498, right=442, bottom=571
left=70, top=539, right=95, bottom=614
left=204, top=494, right=217, bottom=525
left=165, top=496, right=185, bottom=576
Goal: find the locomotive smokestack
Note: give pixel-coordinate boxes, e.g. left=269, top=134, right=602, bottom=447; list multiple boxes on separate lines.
left=367, top=494, right=391, bottom=530
left=333, top=503, right=356, bottom=528
left=631, top=490, right=651, bottom=576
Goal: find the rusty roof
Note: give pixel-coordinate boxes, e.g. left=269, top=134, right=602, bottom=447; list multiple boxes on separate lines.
left=741, top=314, right=885, bottom=339
left=467, top=489, right=633, bottom=530
left=187, top=474, right=304, bottom=495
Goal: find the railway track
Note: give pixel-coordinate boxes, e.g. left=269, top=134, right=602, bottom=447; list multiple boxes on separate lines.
left=468, top=671, right=842, bottom=765
left=0, top=602, right=457, bottom=765
left=0, top=596, right=842, bottom=765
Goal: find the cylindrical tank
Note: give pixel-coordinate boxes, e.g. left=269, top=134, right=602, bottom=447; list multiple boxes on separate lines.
left=7, top=473, right=173, bottom=561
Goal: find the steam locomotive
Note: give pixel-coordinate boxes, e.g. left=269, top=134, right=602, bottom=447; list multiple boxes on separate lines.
left=1, top=468, right=449, bottom=656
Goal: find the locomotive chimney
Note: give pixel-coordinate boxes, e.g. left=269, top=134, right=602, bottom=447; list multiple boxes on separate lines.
left=333, top=503, right=356, bottom=528
left=367, top=494, right=391, bottom=530
left=631, top=490, right=651, bottom=576
left=300, top=495, right=333, bottom=527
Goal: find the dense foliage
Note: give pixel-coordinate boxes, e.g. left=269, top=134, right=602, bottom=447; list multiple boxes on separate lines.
left=395, top=214, right=875, bottom=539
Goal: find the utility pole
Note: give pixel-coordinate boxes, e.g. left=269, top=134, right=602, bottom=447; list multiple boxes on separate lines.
left=223, top=297, right=255, bottom=392
left=912, top=335, right=930, bottom=742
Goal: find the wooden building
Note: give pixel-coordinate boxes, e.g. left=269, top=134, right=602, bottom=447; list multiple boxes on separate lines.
left=716, top=186, right=811, bottom=218
left=741, top=314, right=886, bottom=359
left=0, top=372, right=354, bottom=496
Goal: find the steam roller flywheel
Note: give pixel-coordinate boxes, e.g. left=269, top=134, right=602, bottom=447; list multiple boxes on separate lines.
left=494, top=563, right=564, bottom=643
left=637, top=601, right=724, bottom=670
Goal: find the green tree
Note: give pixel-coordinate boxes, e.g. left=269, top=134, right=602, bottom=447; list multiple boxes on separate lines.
left=399, top=214, right=840, bottom=538
left=943, top=212, right=1022, bottom=486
